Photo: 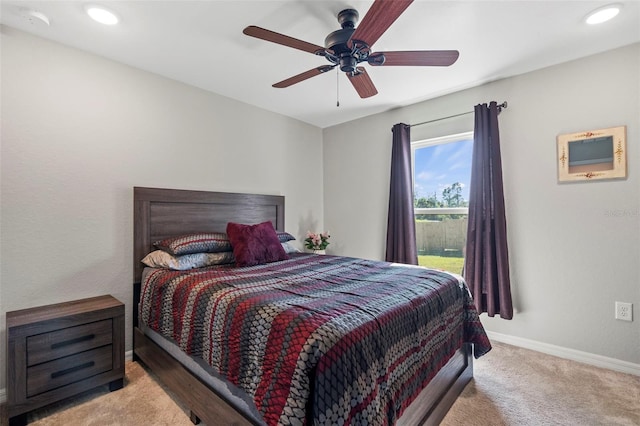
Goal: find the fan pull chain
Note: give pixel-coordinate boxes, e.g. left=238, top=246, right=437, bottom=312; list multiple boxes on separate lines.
left=336, top=67, right=340, bottom=107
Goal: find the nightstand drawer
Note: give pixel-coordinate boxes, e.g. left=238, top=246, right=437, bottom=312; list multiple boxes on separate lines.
left=26, top=345, right=113, bottom=397
left=27, top=319, right=113, bottom=366
left=7, top=295, right=125, bottom=423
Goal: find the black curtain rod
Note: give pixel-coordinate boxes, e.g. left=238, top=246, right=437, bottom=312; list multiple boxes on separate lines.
left=410, top=101, right=508, bottom=128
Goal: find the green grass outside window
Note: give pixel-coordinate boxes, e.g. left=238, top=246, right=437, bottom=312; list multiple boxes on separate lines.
left=418, top=255, right=464, bottom=275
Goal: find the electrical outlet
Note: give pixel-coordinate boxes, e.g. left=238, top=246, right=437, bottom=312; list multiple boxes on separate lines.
left=615, top=302, right=633, bottom=321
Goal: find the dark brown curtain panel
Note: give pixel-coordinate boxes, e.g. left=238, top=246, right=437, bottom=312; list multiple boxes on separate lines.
left=385, top=123, right=418, bottom=265
left=464, top=102, right=513, bottom=319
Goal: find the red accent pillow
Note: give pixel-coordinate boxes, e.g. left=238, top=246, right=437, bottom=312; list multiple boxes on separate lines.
left=226, top=221, right=289, bottom=267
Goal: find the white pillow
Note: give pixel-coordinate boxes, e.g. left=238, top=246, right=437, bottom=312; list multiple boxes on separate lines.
left=281, top=242, right=301, bottom=254
left=142, top=250, right=234, bottom=270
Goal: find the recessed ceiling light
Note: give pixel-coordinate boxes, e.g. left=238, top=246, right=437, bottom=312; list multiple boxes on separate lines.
left=85, top=5, right=119, bottom=25
left=585, top=4, right=622, bottom=25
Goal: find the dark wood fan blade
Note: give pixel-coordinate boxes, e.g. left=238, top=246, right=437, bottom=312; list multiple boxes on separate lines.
left=350, top=0, right=413, bottom=47
left=347, top=67, right=378, bottom=98
left=369, top=50, right=460, bottom=66
left=243, top=26, right=325, bottom=55
left=273, top=65, right=335, bottom=88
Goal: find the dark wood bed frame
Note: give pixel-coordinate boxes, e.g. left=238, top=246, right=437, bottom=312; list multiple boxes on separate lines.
left=132, top=186, right=473, bottom=426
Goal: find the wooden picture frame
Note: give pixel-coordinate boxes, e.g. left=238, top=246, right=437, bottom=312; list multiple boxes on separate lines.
left=557, top=126, right=627, bottom=182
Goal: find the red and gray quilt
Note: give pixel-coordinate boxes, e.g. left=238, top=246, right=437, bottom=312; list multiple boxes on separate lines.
left=140, top=254, right=491, bottom=425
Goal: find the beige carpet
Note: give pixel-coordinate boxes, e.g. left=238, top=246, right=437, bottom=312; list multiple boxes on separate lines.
left=440, top=342, right=640, bottom=426
left=2, top=342, right=638, bottom=426
left=1, top=359, right=195, bottom=426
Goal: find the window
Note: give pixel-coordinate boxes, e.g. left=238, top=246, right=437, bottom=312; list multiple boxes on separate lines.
left=412, top=131, right=473, bottom=273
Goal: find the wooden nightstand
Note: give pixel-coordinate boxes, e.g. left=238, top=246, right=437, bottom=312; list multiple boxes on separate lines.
left=6, top=295, right=125, bottom=425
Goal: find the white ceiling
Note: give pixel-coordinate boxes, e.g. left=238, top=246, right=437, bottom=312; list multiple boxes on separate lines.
left=1, top=1, right=639, bottom=128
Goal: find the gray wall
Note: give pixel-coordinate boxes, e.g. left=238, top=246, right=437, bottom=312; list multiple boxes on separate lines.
left=323, top=43, right=640, bottom=366
left=0, top=27, right=324, bottom=391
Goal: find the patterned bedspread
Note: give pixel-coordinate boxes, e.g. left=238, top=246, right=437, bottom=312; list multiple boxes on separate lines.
left=139, top=254, right=491, bottom=426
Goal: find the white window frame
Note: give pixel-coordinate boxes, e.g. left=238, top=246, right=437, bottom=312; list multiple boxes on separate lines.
left=411, top=131, right=474, bottom=216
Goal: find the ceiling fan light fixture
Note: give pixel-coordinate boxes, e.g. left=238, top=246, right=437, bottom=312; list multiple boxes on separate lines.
left=584, top=3, right=621, bottom=25
left=85, top=5, right=119, bottom=25
left=339, top=55, right=357, bottom=73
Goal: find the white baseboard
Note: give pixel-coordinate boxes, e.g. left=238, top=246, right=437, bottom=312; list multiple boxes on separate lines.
left=486, top=331, right=640, bottom=376
left=0, top=351, right=136, bottom=405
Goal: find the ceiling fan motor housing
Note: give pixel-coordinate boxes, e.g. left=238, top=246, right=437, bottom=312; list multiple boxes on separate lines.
left=325, top=9, right=370, bottom=73
left=324, top=28, right=355, bottom=51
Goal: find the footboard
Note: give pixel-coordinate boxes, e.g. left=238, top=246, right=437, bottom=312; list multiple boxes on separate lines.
left=397, top=343, right=473, bottom=425
left=134, top=327, right=260, bottom=426
left=134, top=324, right=472, bottom=426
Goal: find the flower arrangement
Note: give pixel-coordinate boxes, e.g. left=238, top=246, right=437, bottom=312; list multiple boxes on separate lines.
left=304, top=231, right=330, bottom=251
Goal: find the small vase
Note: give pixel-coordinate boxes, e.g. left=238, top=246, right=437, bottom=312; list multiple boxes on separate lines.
left=312, top=249, right=326, bottom=255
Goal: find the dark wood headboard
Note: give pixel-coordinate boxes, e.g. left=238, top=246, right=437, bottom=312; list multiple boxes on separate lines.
left=133, top=187, right=285, bottom=284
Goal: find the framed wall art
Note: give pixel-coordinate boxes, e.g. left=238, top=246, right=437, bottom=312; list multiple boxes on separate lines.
left=557, top=126, right=627, bottom=182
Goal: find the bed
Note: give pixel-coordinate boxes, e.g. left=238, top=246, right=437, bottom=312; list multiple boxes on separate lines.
left=132, top=186, right=491, bottom=426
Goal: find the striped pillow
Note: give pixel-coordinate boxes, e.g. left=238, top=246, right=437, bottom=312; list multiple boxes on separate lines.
left=154, top=233, right=231, bottom=255
left=276, top=231, right=296, bottom=243
left=155, top=231, right=295, bottom=255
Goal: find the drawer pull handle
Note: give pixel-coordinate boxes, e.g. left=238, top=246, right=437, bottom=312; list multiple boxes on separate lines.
left=51, top=361, right=95, bottom=379
left=51, top=334, right=95, bottom=349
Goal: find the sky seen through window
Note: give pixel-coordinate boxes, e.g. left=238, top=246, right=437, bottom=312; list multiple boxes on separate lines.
left=414, top=137, right=473, bottom=203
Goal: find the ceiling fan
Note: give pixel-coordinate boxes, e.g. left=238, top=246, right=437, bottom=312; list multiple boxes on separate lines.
left=243, top=0, right=459, bottom=99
